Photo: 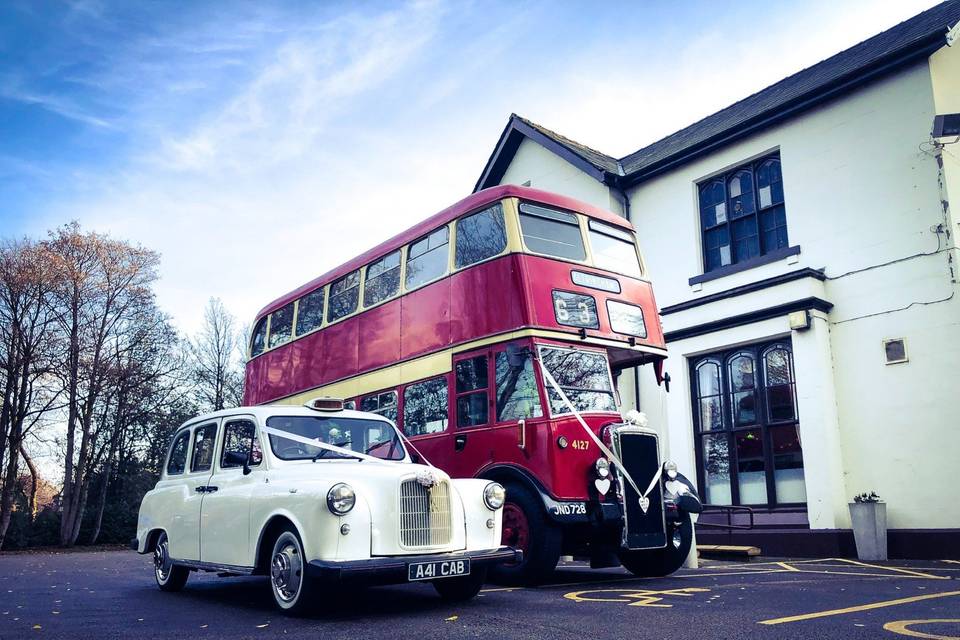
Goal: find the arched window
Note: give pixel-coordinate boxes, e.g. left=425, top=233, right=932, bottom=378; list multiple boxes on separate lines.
left=694, top=359, right=730, bottom=505
left=691, top=339, right=804, bottom=507
left=696, top=153, right=789, bottom=274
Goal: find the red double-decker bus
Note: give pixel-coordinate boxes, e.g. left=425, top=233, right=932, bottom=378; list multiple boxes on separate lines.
left=244, top=185, right=702, bottom=582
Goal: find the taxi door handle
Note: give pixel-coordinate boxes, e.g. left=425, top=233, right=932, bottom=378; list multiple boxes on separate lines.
left=454, top=435, right=467, bottom=452
left=195, top=486, right=206, bottom=493
left=206, top=486, right=219, bottom=493
left=517, top=419, right=526, bottom=450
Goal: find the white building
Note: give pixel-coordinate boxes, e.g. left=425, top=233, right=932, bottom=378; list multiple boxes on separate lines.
left=474, top=1, right=960, bottom=557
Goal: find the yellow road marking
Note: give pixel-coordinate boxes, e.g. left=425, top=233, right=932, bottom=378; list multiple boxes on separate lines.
left=758, top=590, right=960, bottom=625
left=480, top=587, right=519, bottom=592
left=943, top=560, right=960, bottom=565
left=564, top=587, right=710, bottom=607
left=833, top=558, right=950, bottom=580
left=776, top=562, right=800, bottom=572
left=883, top=619, right=960, bottom=639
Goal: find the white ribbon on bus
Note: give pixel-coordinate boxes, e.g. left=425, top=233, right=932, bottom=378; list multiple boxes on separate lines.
left=536, top=359, right=662, bottom=509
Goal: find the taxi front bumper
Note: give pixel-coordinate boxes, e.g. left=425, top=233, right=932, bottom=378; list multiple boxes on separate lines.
left=304, top=546, right=521, bottom=585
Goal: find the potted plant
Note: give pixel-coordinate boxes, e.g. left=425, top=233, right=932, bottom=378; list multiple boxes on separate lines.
left=849, top=492, right=887, bottom=561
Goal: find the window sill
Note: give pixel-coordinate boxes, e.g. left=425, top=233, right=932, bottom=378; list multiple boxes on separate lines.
left=689, top=245, right=801, bottom=286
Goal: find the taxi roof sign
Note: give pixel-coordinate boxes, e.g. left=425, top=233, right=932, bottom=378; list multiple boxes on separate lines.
left=304, top=397, right=345, bottom=412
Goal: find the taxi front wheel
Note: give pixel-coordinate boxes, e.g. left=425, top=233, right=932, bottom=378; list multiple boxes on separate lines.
left=433, top=566, right=487, bottom=601
left=269, top=526, right=317, bottom=615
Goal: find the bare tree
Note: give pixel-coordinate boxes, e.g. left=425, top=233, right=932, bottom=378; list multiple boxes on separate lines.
left=189, top=297, right=243, bottom=412
left=0, top=238, right=59, bottom=548
left=45, top=223, right=161, bottom=547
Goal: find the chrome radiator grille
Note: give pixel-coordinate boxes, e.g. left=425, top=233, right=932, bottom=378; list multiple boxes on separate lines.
left=399, top=479, right=452, bottom=547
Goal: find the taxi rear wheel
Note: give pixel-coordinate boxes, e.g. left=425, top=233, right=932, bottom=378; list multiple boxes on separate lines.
left=618, top=514, right=692, bottom=577
left=490, top=482, right=561, bottom=585
left=269, top=527, right=315, bottom=615
left=432, top=565, right=487, bottom=602
left=153, top=532, right=189, bottom=592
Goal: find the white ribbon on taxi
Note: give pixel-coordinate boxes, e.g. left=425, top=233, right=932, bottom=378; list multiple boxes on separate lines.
left=261, top=426, right=392, bottom=464
left=536, top=359, right=663, bottom=508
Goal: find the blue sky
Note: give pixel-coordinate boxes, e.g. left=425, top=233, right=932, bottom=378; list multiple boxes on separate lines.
left=0, top=0, right=941, bottom=333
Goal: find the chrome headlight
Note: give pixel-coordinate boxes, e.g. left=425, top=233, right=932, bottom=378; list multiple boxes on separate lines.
left=483, top=482, right=505, bottom=510
left=326, top=483, right=356, bottom=515
left=663, top=460, right=678, bottom=480
left=595, top=457, right=610, bottom=479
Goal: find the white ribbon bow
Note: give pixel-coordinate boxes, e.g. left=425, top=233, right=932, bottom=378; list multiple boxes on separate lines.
left=537, top=359, right=662, bottom=509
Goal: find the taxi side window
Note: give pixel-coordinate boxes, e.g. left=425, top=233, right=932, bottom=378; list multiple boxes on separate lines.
left=220, top=420, right=262, bottom=469
left=191, top=423, right=218, bottom=473
left=166, top=431, right=190, bottom=475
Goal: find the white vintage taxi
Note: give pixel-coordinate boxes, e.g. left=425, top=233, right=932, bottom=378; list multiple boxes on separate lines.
left=131, top=398, right=518, bottom=614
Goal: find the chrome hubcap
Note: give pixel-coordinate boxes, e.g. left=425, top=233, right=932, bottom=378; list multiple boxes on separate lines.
left=154, top=540, right=170, bottom=582
left=271, top=540, right=302, bottom=603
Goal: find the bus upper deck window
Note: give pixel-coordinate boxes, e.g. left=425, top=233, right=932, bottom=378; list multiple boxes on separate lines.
left=588, top=220, right=642, bottom=278
left=455, top=204, right=507, bottom=269
left=327, top=270, right=361, bottom=323
left=268, top=303, right=294, bottom=349
left=406, top=227, right=449, bottom=289
left=364, top=250, right=401, bottom=308
left=295, top=288, right=325, bottom=335
left=518, top=203, right=586, bottom=261
left=250, top=316, right=268, bottom=357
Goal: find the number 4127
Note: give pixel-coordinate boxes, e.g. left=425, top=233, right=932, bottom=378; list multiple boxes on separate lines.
left=570, top=439, right=589, bottom=450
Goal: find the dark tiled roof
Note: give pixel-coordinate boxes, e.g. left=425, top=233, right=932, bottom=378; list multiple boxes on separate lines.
left=513, top=115, right=622, bottom=175
left=618, top=0, right=960, bottom=179
left=476, top=1, right=960, bottom=191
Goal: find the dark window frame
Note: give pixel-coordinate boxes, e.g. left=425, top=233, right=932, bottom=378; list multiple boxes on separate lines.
left=454, top=352, right=490, bottom=429
left=400, top=374, right=450, bottom=437
left=166, top=429, right=191, bottom=476
left=517, top=202, right=587, bottom=262
left=326, top=270, right=361, bottom=324
left=219, top=419, right=263, bottom=470
left=268, top=302, right=295, bottom=349
left=690, top=339, right=803, bottom=508
left=454, top=203, right=508, bottom=269
left=250, top=317, right=268, bottom=357
left=190, top=422, right=219, bottom=474
left=359, top=389, right=399, bottom=423
left=405, top=226, right=450, bottom=291
left=363, top=250, right=402, bottom=308
left=295, top=288, right=325, bottom=336
left=697, top=153, right=788, bottom=274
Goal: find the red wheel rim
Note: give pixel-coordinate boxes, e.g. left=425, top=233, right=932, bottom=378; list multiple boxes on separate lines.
left=501, top=502, right=530, bottom=564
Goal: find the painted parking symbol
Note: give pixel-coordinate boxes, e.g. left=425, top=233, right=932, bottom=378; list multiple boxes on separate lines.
left=883, top=619, right=960, bottom=639
left=564, top=587, right=710, bottom=608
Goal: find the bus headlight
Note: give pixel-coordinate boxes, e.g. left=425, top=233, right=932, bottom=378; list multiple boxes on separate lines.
left=327, top=483, right=356, bottom=515
left=483, top=482, right=505, bottom=510
left=595, top=457, right=610, bottom=479
left=663, top=460, right=678, bottom=480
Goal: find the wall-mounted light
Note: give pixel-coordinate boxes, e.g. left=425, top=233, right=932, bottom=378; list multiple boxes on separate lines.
left=932, top=114, right=960, bottom=138
left=789, top=309, right=810, bottom=331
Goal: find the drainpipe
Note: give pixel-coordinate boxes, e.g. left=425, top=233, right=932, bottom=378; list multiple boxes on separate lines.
left=606, top=176, right=641, bottom=410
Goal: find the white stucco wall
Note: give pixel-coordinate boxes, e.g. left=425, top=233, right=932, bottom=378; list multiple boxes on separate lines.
left=629, top=60, right=959, bottom=530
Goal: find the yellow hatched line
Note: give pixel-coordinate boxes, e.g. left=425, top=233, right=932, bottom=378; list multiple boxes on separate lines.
left=833, top=558, right=950, bottom=580
left=758, top=590, right=960, bottom=626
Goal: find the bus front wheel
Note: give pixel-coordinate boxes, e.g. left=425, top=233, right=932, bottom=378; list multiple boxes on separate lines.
left=490, top=482, right=561, bottom=585
left=618, top=514, right=693, bottom=577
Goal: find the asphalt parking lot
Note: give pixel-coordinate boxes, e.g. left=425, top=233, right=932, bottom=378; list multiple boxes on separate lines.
left=0, top=550, right=958, bottom=640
